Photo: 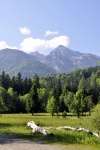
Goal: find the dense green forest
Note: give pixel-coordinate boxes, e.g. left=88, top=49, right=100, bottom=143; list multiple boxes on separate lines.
left=0, top=66, right=100, bottom=117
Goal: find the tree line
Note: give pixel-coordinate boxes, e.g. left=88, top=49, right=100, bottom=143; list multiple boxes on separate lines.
left=0, top=66, right=100, bottom=117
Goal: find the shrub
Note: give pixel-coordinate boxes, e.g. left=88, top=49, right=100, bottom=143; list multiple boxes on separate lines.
left=91, top=104, right=100, bottom=132
left=62, top=110, right=67, bottom=118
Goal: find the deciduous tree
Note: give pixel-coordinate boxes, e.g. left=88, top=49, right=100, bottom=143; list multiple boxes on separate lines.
left=46, top=96, right=59, bottom=117
left=72, top=89, right=85, bottom=118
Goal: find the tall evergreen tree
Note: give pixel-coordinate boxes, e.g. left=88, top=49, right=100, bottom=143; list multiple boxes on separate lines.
left=33, top=74, right=40, bottom=88
left=78, top=76, right=86, bottom=90
left=23, top=77, right=32, bottom=95
left=27, top=82, right=39, bottom=115
left=0, top=71, right=6, bottom=88
left=84, top=95, right=94, bottom=115
left=0, top=71, right=11, bottom=90
left=15, top=72, right=23, bottom=95
left=56, top=78, right=62, bottom=96
left=11, top=76, right=17, bottom=92
left=46, top=76, right=55, bottom=90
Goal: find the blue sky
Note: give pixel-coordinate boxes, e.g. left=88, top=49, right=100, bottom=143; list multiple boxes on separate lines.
left=0, top=0, right=100, bottom=55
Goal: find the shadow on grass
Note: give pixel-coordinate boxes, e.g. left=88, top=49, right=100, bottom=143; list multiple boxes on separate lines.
left=0, top=123, right=12, bottom=129
left=14, top=130, right=100, bottom=145
left=0, top=128, right=100, bottom=146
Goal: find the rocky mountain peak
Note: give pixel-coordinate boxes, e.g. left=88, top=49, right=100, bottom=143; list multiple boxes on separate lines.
left=29, top=45, right=100, bottom=73
left=30, top=51, right=46, bottom=61
left=49, top=45, right=81, bottom=59
left=50, top=45, right=70, bottom=55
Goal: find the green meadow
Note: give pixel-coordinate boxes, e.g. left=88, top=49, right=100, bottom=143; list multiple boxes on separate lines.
left=0, top=113, right=100, bottom=150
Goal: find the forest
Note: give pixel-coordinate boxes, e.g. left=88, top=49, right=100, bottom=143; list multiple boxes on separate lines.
left=0, top=66, right=100, bottom=117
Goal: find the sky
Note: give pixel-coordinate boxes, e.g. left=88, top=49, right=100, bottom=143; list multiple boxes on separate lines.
left=0, top=0, right=100, bottom=56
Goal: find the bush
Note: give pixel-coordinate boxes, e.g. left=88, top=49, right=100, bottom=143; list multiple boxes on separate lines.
left=91, top=104, right=100, bottom=132
left=62, top=110, right=67, bottom=118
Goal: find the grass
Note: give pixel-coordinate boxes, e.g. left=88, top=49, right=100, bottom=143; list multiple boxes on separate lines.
left=0, top=113, right=100, bottom=149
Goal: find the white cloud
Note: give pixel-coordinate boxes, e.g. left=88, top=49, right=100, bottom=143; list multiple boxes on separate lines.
left=48, top=36, right=69, bottom=48
left=0, top=41, right=17, bottom=50
left=45, top=30, right=59, bottom=36
left=20, top=37, right=47, bottom=53
left=20, top=36, right=70, bottom=53
left=0, top=34, right=70, bottom=55
left=19, top=27, right=31, bottom=35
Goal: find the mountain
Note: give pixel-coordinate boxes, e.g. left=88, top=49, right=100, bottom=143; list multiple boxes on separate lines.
left=0, top=49, right=56, bottom=78
left=0, top=46, right=100, bottom=79
left=30, top=45, right=100, bottom=73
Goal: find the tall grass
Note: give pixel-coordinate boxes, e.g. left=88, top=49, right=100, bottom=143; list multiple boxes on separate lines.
left=0, top=113, right=100, bottom=147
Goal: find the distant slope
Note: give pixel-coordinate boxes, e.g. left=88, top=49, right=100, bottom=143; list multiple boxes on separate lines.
left=0, top=49, right=56, bottom=78
left=30, top=45, right=100, bottom=73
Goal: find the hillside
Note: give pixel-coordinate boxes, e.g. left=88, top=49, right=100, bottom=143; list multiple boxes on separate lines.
left=0, top=49, right=56, bottom=78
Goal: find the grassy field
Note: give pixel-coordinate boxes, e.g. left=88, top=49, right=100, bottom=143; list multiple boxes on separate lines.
left=0, top=113, right=100, bottom=149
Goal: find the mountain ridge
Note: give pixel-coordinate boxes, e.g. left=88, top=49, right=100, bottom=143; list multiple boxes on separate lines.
left=0, top=48, right=56, bottom=78
left=30, top=45, right=100, bottom=73
left=0, top=46, right=100, bottom=78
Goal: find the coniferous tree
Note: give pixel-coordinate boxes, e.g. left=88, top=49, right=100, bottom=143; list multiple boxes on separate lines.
left=27, top=82, right=39, bottom=115
left=0, top=71, right=6, bottom=88
left=0, top=71, right=11, bottom=90
left=11, top=76, right=17, bottom=92
left=59, top=94, right=67, bottom=112
left=22, top=78, right=32, bottom=95
left=6, top=74, right=11, bottom=90
left=15, top=72, right=23, bottom=95
left=46, top=76, right=55, bottom=90
left=78, top=76, right=86, bottom=90
left=33, top=74, right=40, bottom=88
left=84, top=95, right=94, bottom=115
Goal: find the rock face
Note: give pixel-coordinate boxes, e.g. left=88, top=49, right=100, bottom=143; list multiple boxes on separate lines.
left=30, top=45, right=100, bottom=73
